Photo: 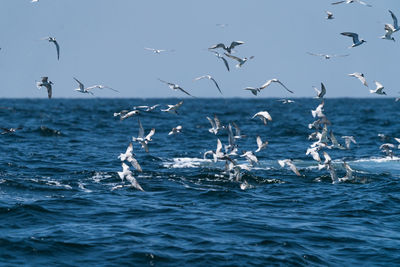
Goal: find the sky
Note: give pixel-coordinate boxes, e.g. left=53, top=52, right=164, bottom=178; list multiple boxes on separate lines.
left=0, top=0, right=399, bottom=98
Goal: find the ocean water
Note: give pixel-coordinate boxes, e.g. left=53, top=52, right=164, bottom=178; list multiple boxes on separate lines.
left=0, top=98, right=399, bottom=266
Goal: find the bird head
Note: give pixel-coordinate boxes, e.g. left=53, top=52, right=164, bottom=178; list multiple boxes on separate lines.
left=361, top=39, right=367, bottom=43
left=392, top=37, right=396, bottom=42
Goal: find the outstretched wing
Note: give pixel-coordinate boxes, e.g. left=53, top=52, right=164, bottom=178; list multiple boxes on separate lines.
left=276, top=80, right=294, bottom=94
left=73, top=77, right=84, bottom=90
left=341, top=32, right=360, bottom=44
left=221, top=57, right=230, bottom=71
left=52, top=40, right=60, bottom=60
left=224, top=53, right=242, bottom=62
left=331, top=0, right=345, bottom=5
left=389, top=10, right=398, bottom=30
left=210, top=77, right=222, bottom=94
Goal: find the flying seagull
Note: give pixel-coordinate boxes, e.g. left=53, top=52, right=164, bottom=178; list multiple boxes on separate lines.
left=144, top=47, right=168, bottom=54
left=161, top=100, right=184, bottom=115
left=252, top=111, right=272, bottom=125
left=313, top=82, right=326, bottom=99
left=1, top=127, right=23, bottom=135
left=260, top=78, right=294, bottom=94
left=209, top=41, right=244, bottom=54
left=209, top=50, right=230, bottom=71
left=158, top=79, right=194, bottom=97
left=307, top=52, right=349, bottom=59
left=277, top=99, right=295, bottom=104
left=224, top=53, right=254, bottom=68
left=118, top=142, right=142, bottom=172
left=370, top=81, right=386, bottom=95
left=381, top=24, right=395, bottom=41
left=113, top=110, right=140, bottom=120
left=341, top=32, right=366, bottom=48
left=331, top=0, right=372, bottom=7
left=348, top=72, right=368, bottom=87
left=36, top=76, right=53, bottom=99
left=341, top=136, right=357, bottom=149
left=326, top=11, right=334, bottom=20
left=73, top=77, right=118, bottom=95
left=194, top=75, right=222, bottom=94
left=255, top=136, right=268, bottom=152
left=133, top=104, right=160, bottom=112
left=206, top=114, right=225, bottom=135
left=388, top=10, right=399, bottom=32
left=168, top=125, right=182, bottom=135
left=117, top=163, right=144, bottom=191
left=278, top=159, right=301, bottom=176
left=42, top=36, right=60, bottom=60
left=132, top=119, right=155, bottom=153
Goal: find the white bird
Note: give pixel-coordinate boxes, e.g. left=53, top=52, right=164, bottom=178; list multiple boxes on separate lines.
left=114, top=110, right=140, bottom=120
left=330, top=131, right=346, bottom=150
left=132, top=119, right=155, bottom=153
left=278, top=159, right=301, bottom=176
left=209, top=50, right=230, bottom=71
left=307, top=52, right=349, bottom=59
left=311, top=101, right=325, bottom=118
left=313, top=82, right=326, bottom=99
left=1, top=127, right=23, bottom=135
left=168, top=125, right=182, bottom=135
left=161, top=100, right=184, bottom=115
left=381, top=24, right=395, bottom=42
left=224, top=53, right=254, bottom=68
left=118, top=143, right=142, bottom=172
left=133, top=104, right=160, bottom=112
left=255, top=136, right=268, bottom=152
left=339, top=162, right=355, bottom=182
left=380, top=143, right=395, bottom=157
left=36, top=76, right=53, bottom=99
left=306, top=146, right=321, bottom=162
left=319, top=152, right=339, bottom=184
left=232, top=122, right=246, bottom=139
left=348, top=72, right=368, bottom=87
left=326, top=11, right=334, bottom=20
left=259, top=79, right=294, bottom=94
left=252, top=111, right=272, bottom=125
left=117, top=163, right=144, bottom=191
left=158, top=79, right=194, bottom=97
left=369, top=81, right=386, bottom=95
left=144, top=47, right=171, bottom=54
left=206, top=114, right=225, bottom=134
left=341, top=136, right=356, bottom=149
left=73, top=77, right=118, bottom=95
left=331, top=0, right=372, bottom=7
left=277, top=99, right=295, bottom=104
left=240, top=151, right=258, bottom=165
left=194, top=75, right=222, bottom=94
left=209, top=41, right=244, bottom=54
left=341, top=32, right=367, bottom=48
left=42, top=36, right=60, bottom=60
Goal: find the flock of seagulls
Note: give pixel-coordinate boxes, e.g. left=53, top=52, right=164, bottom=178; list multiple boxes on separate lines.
left=4, top=1, right=398, bottom=191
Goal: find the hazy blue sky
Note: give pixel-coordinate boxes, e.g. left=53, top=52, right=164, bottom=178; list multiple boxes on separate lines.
left=0, top=0, right=399, bottom=98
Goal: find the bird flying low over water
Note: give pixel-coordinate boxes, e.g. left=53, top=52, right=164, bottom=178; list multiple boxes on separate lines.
left=168, top=125, right=182, bottom=135
left=132, top=119, right=155, bottom=153
left=114, top=110, right=140, bottom=120
left=370, top=81, right=386, bottom=95
left=209, top=41, right=244, bottom=54
left=331, top=0, right=372, bottom=7
left=158, top=79, right=194, bottom=97
left=118, top=142, right=142, bottom=172
left=42, top=36, right=60, bottom=60
left=278, top=159, right=301, bottom=176
left=73, top=77, right=118, bottom=95
left=133, top=104, right=160, bottom=112
left=224, top=53, right=254, bottom=68
left=348, top=72, right=368, bottom=87
left=252, top=111, right=272, bottom=125
left=341, top=32, right=366, bottom=48
left=1, top=127, right=23, bottom=135
left=194, top=75, right=222, bottom=94
left=36, top=77, right=53, bottom=99
left=117, top=163, right=144, bottom=191
left=161, top=101, right=184, bottom=115
left=255, top=136, right=268, bottom=153
left=260, top=78, right=294, bottom=94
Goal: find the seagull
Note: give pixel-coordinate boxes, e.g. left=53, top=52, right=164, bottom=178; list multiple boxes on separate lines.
left=144, top=47, right=172, bottom=54
left=232, top=122, right=246, bottom=139
left=1, top=127, right=22, bottom=135
left=380, top=143, right=395, bottom=157
left=42, top=37, right=60, bottom=60
left=319, top=152, right=339, bottom=184
left=341, top=136, right=356, bottom=149
left=209, top=50, right=230, bottom=71
left=161, top=100, right=184, bottom=115
left=73, top=77, right=118, bottom=95
left=370, top=81, right=386, bottom=95
left=339, top=162, right=355, bottom=182
left=252, top=111, right=272, bottom=125
left=380, top=24, right=395, bottom=41
left=311, top=101, right=325, bottom=118
left=118, top=143, right=142, bottom=172
left=224, top=53, right=254, bottom=68
left=313, top=82, right=326, bottom=99
left=255, top=136, right=268, bottom=152
left=341, top=32, right=366, bottom=48
left=326, top=11, right=334, bottom=20
left=158, top=79, right=194, bottom=97
left=194, top=75, right=222, bottom=94
left=330, top=131, right=346, bottom=150
left=348, top=72, right=368, bottom=87
left=388, top=10, right=400, bottom=32
left=240, top=151, right=258, bottom=165
left=306, top=146, right=321, bottom=162
left=133, top=104, right=160, bottom=112
left=114, top=110, right=140, bottom=120
left=168, top=125, right=182, bottom=135
left=307, top=52, right=349, bottom=59
left=36, top=76, right=53, bottom=99
left=259, top=79, right=294, bottom=94
left=277, top=99, right=295, bottom=104
left=206, top=114, right=225, bottom=135
left=209, top=41, right=244, bottom=54
left=278, top=159, right=301, bottom=176
left=117, top=163, right=144, bottom=191
left=331, top=0, right=372, bottom=7
left=132, top=119, right=155, bottom=153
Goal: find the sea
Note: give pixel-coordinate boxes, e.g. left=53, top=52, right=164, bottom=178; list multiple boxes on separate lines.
left=0, top=98, right=399, bottom=266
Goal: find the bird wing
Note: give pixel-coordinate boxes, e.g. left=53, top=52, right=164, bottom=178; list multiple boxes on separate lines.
left=331, top=0, right=345, bottom=4
left=53, top=40, right=60, bottom=60
left=320, top=83, right=326, bottom=97
left=307, top=52, right=324, bottom=57
left=229, top=41, right=244, bottom=50
left=127, top=157, right=142, bottom=172
left=125, top=142, right=133, bottom=156
left=210, top=77, right=222, bottom=94
left=144, top=47, right=155, bottom=51
left=207, top=116, right=216, bottom=129
left=244, top=87, right=259, bottom=96
left=73, top=77, right=84, bottom=90
left=209, top=43, right=226, bottom=50
left=287, top=161, right=301, bottom=176
left=216, top=139, right=222, bottom=154
left=256, top=136, right=262, bottom=148
left=375, top=81, right=383, bottom=89
left=194, top=75, right=207, bottom=81
left=46, top=84, right=52, bottom=99
left=137, top=119, right=144, bottom=139
left=177, top=86, right=193, bottom=97
left=389, top=10, right=398, bottom=29
left=276, top=80, right=294, bottom=93
left=87, top=85, right=119, bottom=92
left=224, top=53, right=242, bottom=62
left=221, top=57, right=230, bottom=71
left=214, top=114, right=222, bottom=129
left=232, top=122, right=241, bottom=136
left=260, top=79, right=273, bottom=89
left=41, top=77, right=48, bottom=83
left=341, top=32, right=360, bottom=44
left=145, top=128, right=155, bottom=141
left=356, top=0, right=372, bottom=7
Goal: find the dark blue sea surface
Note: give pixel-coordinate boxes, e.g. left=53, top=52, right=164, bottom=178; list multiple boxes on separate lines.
left=0, top=98, right=399, bottom=266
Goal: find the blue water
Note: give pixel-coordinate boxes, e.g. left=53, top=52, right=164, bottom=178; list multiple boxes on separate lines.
left=0, top=98, right=399, bottom=266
